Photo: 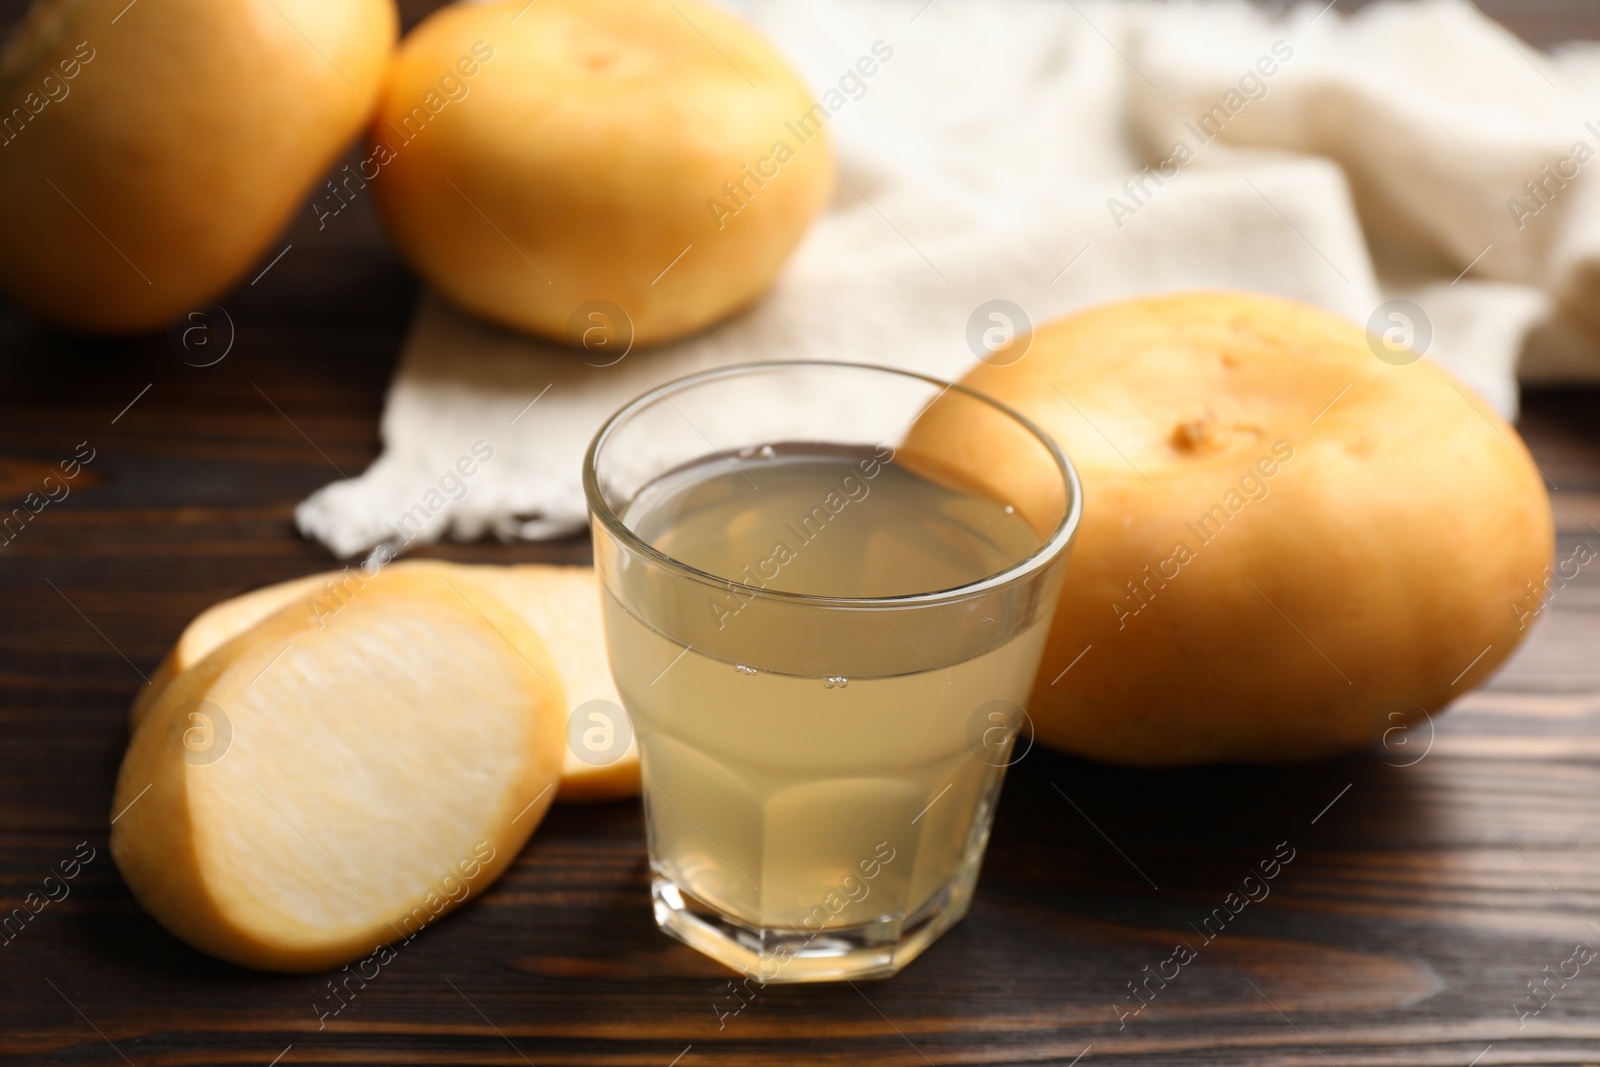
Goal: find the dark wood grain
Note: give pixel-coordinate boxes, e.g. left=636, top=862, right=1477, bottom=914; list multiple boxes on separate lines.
left=4, top=2, right=1600, bottom=1065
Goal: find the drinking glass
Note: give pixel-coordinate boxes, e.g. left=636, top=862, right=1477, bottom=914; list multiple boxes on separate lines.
left=584, top=361, right=1081, bottom=982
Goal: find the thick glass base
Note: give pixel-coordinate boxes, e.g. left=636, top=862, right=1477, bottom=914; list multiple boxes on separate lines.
left=651, top=868, right=977, bottom=983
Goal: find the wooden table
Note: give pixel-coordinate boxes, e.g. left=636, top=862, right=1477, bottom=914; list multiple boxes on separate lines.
left=4, top=2, right=1600, bottom=1064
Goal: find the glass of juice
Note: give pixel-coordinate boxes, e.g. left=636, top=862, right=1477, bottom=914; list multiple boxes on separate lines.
left=584, top=361, right=1081, bottom=982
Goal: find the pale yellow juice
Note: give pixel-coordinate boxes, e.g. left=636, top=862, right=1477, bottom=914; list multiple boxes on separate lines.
left=603, top=443, right=1047, bottom=937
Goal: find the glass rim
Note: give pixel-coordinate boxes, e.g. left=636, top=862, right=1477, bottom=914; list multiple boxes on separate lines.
left=582, top=360, right=1084, bottom=609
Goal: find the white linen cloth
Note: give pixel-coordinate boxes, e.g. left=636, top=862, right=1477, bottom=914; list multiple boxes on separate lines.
left=297, top=0, right=1600, bottom=558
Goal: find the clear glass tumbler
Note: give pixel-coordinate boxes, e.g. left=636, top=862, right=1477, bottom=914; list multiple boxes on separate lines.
left=584, top=361, right=1081, bottom=982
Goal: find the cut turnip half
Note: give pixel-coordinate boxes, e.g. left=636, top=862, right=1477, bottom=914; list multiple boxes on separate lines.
left=111, top=568, right=565, bottom=971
